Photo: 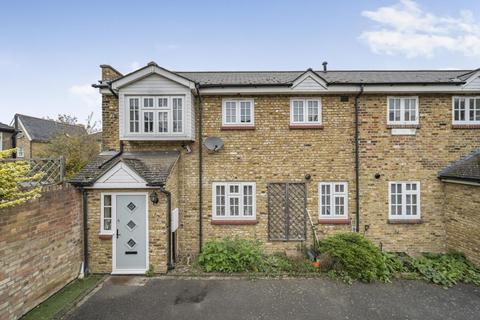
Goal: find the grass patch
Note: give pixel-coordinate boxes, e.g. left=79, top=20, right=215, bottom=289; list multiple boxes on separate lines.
left=22, top=275, right=103, bottom=320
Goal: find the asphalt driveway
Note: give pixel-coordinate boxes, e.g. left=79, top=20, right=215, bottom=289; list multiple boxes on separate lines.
left=68, top=276, right=480, bottom=320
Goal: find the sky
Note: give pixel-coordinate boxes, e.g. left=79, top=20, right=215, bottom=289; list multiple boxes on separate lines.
left=1, top=0, right=479, bottom=126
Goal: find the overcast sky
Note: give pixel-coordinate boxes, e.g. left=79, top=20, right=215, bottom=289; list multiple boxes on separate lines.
left=1, top=0, right=479, bottom=126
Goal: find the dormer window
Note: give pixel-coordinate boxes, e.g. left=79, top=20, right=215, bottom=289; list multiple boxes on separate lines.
left=127, top=96, right=184, bottom=134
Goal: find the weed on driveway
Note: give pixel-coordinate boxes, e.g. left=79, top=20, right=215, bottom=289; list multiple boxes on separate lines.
left=67, top=276, right=480, bottom=320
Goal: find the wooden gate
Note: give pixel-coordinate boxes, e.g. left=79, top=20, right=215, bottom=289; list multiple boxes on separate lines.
left=267, top=183, right=307, bottom=241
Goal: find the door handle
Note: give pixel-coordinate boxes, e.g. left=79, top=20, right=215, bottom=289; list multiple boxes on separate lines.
left=116, top=229, right=120, bottom=239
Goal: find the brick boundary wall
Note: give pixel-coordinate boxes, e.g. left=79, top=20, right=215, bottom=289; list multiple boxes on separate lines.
left=444, top=183, right=480, bottom=267
left=0, top=184, right=83, bottom=320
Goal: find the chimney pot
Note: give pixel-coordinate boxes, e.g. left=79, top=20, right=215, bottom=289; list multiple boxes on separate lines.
left=322, top=61, right=328, bottom=72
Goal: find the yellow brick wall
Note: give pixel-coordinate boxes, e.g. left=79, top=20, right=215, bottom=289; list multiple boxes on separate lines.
left=444, top=183, right=480, bottom=266
left=99, top=92, right=480, bottom=260
left=87, top=189, right=168, bottom=274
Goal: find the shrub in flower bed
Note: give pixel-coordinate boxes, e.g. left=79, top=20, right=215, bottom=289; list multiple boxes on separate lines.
left=317, top=232, right=403, bottom=283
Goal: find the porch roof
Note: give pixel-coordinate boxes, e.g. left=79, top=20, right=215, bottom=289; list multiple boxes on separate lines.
left=69, top=150, right=180, bottom=187
left=438, top=149, right=480, bottom=183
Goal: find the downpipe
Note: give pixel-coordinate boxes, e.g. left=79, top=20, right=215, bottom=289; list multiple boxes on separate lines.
left=354, top=85, right=364, bottom=233
left=159, top=186, right=174, bottom=270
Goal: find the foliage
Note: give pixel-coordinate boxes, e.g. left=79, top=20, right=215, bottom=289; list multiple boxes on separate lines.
left=407, top=252, right=480, bottom=287
left=261, top=253, right=317, bottom=276
left=317, top=233, right=402, bottom=283
left=0, top=149, right=43, bottom=209
left=49, top=112, right=100, bottom=134
left=198, top=238, right=264, bottom=273
left=41, top=133, right=98, bottom=178
left=145, top=264, right=155, bottom=277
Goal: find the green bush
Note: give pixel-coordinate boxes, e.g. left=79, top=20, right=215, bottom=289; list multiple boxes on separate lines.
left=318, top=233, right=402, bottom=283
left=407, top=252, right=480, bottom=287
left=198, top=238, right=264, bottom=273
left=261, top=253, right=317, bottom=275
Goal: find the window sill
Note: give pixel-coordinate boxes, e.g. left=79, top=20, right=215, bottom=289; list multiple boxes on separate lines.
left=451, top=124, right=480, bottom=129
left=289, top=124, right=324, bottom=129
left=211, top=220, right=258, bottom=225
left=318, top=219, right=350, bottom=225
left=220, top=125, right=255, bottom=130
left=386, top=124, right=420, bottom=129
left=98, top=234, right=113, bottom=240
left=387, top=219, right=422, bottom=225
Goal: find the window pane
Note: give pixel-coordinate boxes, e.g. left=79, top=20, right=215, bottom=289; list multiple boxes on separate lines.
left=321, top=184, right=331, bottom=216
left=388, top=98, right=395, bottom=121
left=243, top=185, right=253, bottom=216
left=293, top=100, right=304, bottom=122
left=104, top=219, right=112, bottom=231
left=216, top=185, right=225, bottom=216
left=225, top=101, right=237, bottom=123
left=307, top=100, right=319, bottom=122
left=230, top=185, right=239, bottom=193
left=144, top=112, right=154, bottom=133
left=240, top=101, right=252, bottom=123
left=129, top=99, right=139, bottom=133
left=158, top=111, right=168, bottom=133
left=475, top=99, right=480, bottom=121
left=230, top=197, right=239, bottom=216
left=172, top=98, right=183, bottom=132
left=144, top=98, right=154, bottom=107
left=104, top=195, right=111, bottom=206
left=104, top=207, right=111, bottom=218
left=158, top=98, right=168, bottom=107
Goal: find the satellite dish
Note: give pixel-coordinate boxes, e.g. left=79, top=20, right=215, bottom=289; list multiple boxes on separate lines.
left=204, top=137, right=224, bottom=152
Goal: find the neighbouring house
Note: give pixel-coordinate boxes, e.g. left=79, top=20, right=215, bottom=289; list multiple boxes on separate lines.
left=438, top=150, right=480, bottom=266
left=13, top=114, right=87, bottom=158
left=0, top=122, right=15, bottom=152
left=70, top=62, right=480, bottom=274
left=90, top=131, right=103, bottom=152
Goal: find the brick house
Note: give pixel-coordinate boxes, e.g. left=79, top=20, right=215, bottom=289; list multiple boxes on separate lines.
left=13, top=114, right=87, bottom=158
left=70, top=62, right=480, bottom=274
left=0, top=122, right=15, bottom=152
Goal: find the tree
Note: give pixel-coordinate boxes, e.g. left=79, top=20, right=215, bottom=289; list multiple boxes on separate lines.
left=41, top=133, right=98, bottom=178
left=0, top=149, right=43, bottom=209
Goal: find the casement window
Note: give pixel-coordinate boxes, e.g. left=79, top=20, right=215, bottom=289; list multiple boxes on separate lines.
left=387, top=97, right=419, bottom=125
left=290, top=98, right=321, bottom=124
left=222, top=99, right=254, bottom=126
left=452, top=97, right=480, bottom=125
left=16, top=147, right=24, bottom=158
left=388, top=182, right=420, bottom=219
left=318, top=182, right=348, bottom=219
left=101, top=194, right=113, bottom=234
left=212, top=182, right=256, bottom=220
left=127, top=96, right=184, bottom=134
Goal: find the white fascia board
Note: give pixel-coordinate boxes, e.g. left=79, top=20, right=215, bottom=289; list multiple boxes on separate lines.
left=463, top=69, right=480, bottom=86
left=292, top=70, right=328, bottom=89
left=440, top=178, right=480, bottom=187
left=17, top=118, right=32, bottom=141
left=199, top=84, right=478, bottom=95
left=111, top=65, right=196, bottom=91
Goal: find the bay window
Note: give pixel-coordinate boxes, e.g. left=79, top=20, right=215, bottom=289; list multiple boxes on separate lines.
left=127, top=95, right=184, bottom=134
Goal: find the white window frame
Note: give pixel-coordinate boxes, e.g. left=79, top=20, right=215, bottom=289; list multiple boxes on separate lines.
left=0, top=132, right=3, bottom=151
left=16, top=147, right=24, bottom=158
left=222, top=98, right=255, bottom=126
left=290, top=98, right=322, bottom=125
left=100, top=193, right=114, bottom=235
left=452, top=96, right=480, bottom=125
left=388, top=181, right=421, bottom=220
left=387, top=96, right=419, bottom=125
left=318, top=182, right=348, bottom=220
left=127, top=95, right=185, bottom=134
left=212, top=182, right=256, bottom=220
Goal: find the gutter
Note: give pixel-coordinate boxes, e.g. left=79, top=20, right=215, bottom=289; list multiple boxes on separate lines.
left=354, top=85, right=364, bottom=233
left=196, top=83, right=204, bottom=253
left=81, top=188, right=89, bottom=275
left=159, top=186, right=174, bottom=270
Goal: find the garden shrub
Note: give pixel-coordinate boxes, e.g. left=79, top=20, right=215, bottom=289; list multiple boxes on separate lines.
left=318, top=232, right=402, bottom=283
left=407, top=252, right=480, bottom=287
left=198, top=238, right=264, bottom=273
left=261, top=253, right=317, bottom=275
